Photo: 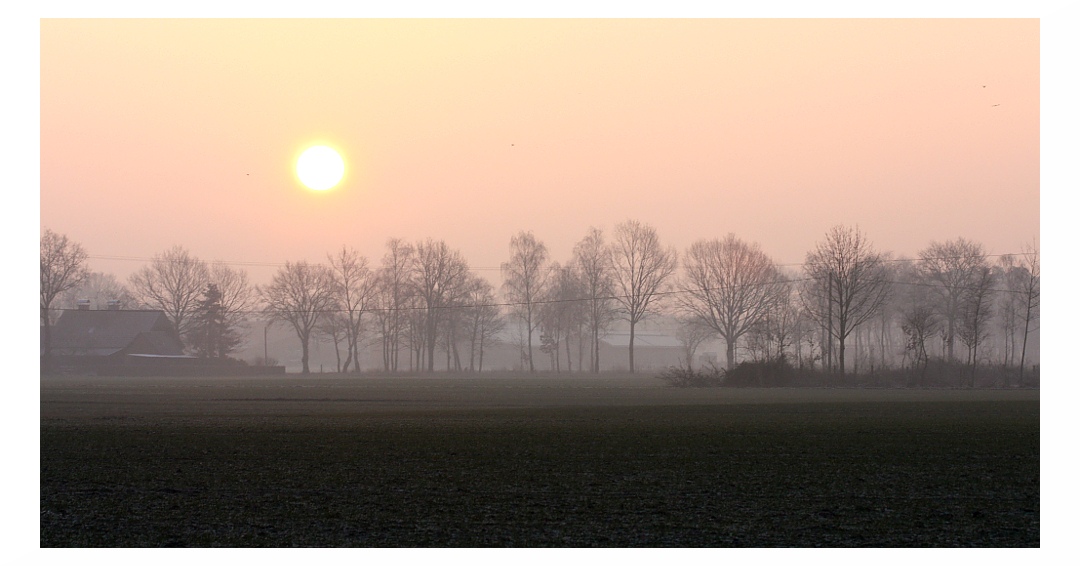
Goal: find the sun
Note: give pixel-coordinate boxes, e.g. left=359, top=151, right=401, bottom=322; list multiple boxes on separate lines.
left=296, top=146, right=345, bottom=191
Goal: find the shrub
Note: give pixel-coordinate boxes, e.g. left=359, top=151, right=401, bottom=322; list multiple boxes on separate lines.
left=722, top=356, right=796, bottom=387
left=656, top=365, right=725, bottom=388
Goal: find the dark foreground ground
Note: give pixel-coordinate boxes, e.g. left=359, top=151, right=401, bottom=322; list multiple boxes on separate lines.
left=40, top=375, right=1039, bottom=547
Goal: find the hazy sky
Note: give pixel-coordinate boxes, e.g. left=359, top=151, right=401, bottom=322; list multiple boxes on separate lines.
left=40, top=19, right=1039, bottom=285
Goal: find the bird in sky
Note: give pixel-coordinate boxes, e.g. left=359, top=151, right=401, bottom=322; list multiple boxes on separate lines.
left=992, top=104, right=1000, bottom=107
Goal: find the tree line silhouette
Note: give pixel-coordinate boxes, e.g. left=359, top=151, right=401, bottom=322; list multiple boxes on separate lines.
left=41, top=222, right=1039, bottom=385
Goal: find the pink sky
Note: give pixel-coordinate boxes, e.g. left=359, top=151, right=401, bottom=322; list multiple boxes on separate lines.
left=40, top=19, right=1039, bottom=285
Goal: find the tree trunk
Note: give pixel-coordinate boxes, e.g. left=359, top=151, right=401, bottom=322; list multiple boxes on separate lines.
left=577, top=323, right=584, bottom=373
left=725, top=337, right=736, bottom=371
left=566, top=332, right=574, bottom=373
left=971, top=343, right=978, bottom=388
left=880, top=310, right=887, bottom=369
left=946, top=317, right=955, bottom=362
left=445, top=324, right=452, bottom=372
left=42, top=310, right=52, bottom=374
left=628, top=322, right=636, bottom=373
left=468, top=320, right=478, bottom=372
left=853, top=326, right=860, bottom=378
left=527, top=319, right=535, bottom=373
left=837, top=337, right=846, bottom=385
left=826, top=273, right=833, bottom=373
left=594, top=333, right=600, bottom=373
left=427, top=318, right=437, bottom=373
left=301, top=336, right=310, bottom=374
left=478, top=333, right=485, bottom=373
left=1019, top=300, right=1032, bottom=384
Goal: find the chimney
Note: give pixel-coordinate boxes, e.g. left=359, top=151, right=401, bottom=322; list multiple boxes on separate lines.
left=106, top=300, right=121, bottom=311
left=76, top=299, right=91, bottom=311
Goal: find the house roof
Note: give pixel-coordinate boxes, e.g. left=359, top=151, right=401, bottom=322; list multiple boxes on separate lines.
left=125, top=330, right=187, bottom=356
left=48, top=309, right=183, bottom=356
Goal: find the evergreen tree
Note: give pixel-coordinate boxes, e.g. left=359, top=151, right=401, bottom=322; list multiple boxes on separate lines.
left=191, top=284, right=241, bottom=359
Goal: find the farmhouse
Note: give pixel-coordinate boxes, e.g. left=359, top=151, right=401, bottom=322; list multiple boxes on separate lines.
left=477, top=325, right=685, bottom=372
left=597, top=331, right=684, bottom=371
left=45, top=308, right=192, bottom=372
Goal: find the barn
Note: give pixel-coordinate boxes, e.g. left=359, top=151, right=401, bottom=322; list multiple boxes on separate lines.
left=44, top=308, right=193, bottom=373
left=597, top=331, right=684, bottom=371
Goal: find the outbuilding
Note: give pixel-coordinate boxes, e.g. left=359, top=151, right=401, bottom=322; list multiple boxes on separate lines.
left=45, top=308, right=191, bottom=372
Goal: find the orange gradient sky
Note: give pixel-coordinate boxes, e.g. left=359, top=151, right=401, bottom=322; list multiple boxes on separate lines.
left=40, top=19, right=1039, bottom=285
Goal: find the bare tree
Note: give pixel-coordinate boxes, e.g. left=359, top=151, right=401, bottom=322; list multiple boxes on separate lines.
left=501, top=231, right=549, bottom=373
left=900, top=275, right=940, bottom=387
left=328, top=246, right=377, bottom=373
left=802, top=226, right=890, bottom=384
left=128, top=246, right=209, bottom=348
left=462, top=274, right=504, bottom=372
left=41, top=229, right=90, bottom=372
left=438, top=289, right=471, bottom=373
left=402, top=294, right=427, bottom=372
left=745, top=275, right=802, bottom=364
left=573, top=227, right=617, bottom=373
left=259, top=261, right=336, bottom=374
left=994, top=255, right=1023, bottom=373
left=1018, top=241, right=1039, bottom=383
left=675, top=316, right=714, bottom=371
left=411, top=239, right=471, bottom=373
left=208, top=261, right=257, bottom=349
left=873, top=256, right=901, bottom=372
left=917, top=238, right=989, bottom=362
left=677, top=234, right=788, bottom=370
left=958, top=265, right=996, bottom=386
left=373, top=239, right=413, bottom=373
left=317, top=310, right=350, bottom=373
left=538, top=262, right=584, bottom=372
left=608, top=220, right=678, bottom=373
left=58, top=271, right=135, bottom=315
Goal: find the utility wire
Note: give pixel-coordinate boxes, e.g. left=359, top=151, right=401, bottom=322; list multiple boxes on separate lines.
left=85, top=251, right=1036, bottom=273
left=45, top=270, right=1037, bottom=316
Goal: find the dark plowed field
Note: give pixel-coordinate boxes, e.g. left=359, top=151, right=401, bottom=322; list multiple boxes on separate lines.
left=40, top=375, right=1039, bottom=547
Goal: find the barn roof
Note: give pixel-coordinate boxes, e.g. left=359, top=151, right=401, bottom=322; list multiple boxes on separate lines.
left=48, top=309, right=183, bottom=356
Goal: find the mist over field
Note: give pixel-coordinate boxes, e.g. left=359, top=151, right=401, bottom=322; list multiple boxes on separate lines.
left=37, top=17, right=1043, bottom=549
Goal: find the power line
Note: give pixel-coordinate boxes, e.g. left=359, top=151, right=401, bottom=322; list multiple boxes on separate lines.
left=46, top=270, right=1037, bottom=316
left=86, top=251, right=1036, bottom=274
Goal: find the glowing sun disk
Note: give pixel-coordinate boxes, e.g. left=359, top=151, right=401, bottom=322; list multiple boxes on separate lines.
left=296, top=146, right=344, bottom=191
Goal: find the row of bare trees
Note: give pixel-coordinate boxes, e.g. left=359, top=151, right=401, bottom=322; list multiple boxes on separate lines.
left=42, top=224, right=1039, bottom=381
left=255, top=240, right=507, bottom=374
left=897, top=238, right=1040, bottom=386
left=502, top=220, right=680, bottom=374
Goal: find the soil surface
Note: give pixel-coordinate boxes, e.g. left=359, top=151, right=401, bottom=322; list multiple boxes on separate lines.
left=40, top=374, right=1039, bottom=547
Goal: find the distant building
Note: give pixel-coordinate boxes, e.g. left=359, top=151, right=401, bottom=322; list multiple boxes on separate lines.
left=597, top=331, right=684, bottom=371
left=45, top=309, right=192, bottom=372
left=479, top=325, right=684, bottom=372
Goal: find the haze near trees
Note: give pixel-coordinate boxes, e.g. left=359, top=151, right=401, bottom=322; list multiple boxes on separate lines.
left=40, top=223, right=1040, bottom=385
left=40, top=229, right=90, bottom=373
left=608, top=220, right=678, bottom=374
left=501, top=231, right=549, bottom=373
left=678, top=234, right=788, bottom=370
left=802, top=226, right=891, bottom=384
left=259, top=261, right=336, bottom=374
